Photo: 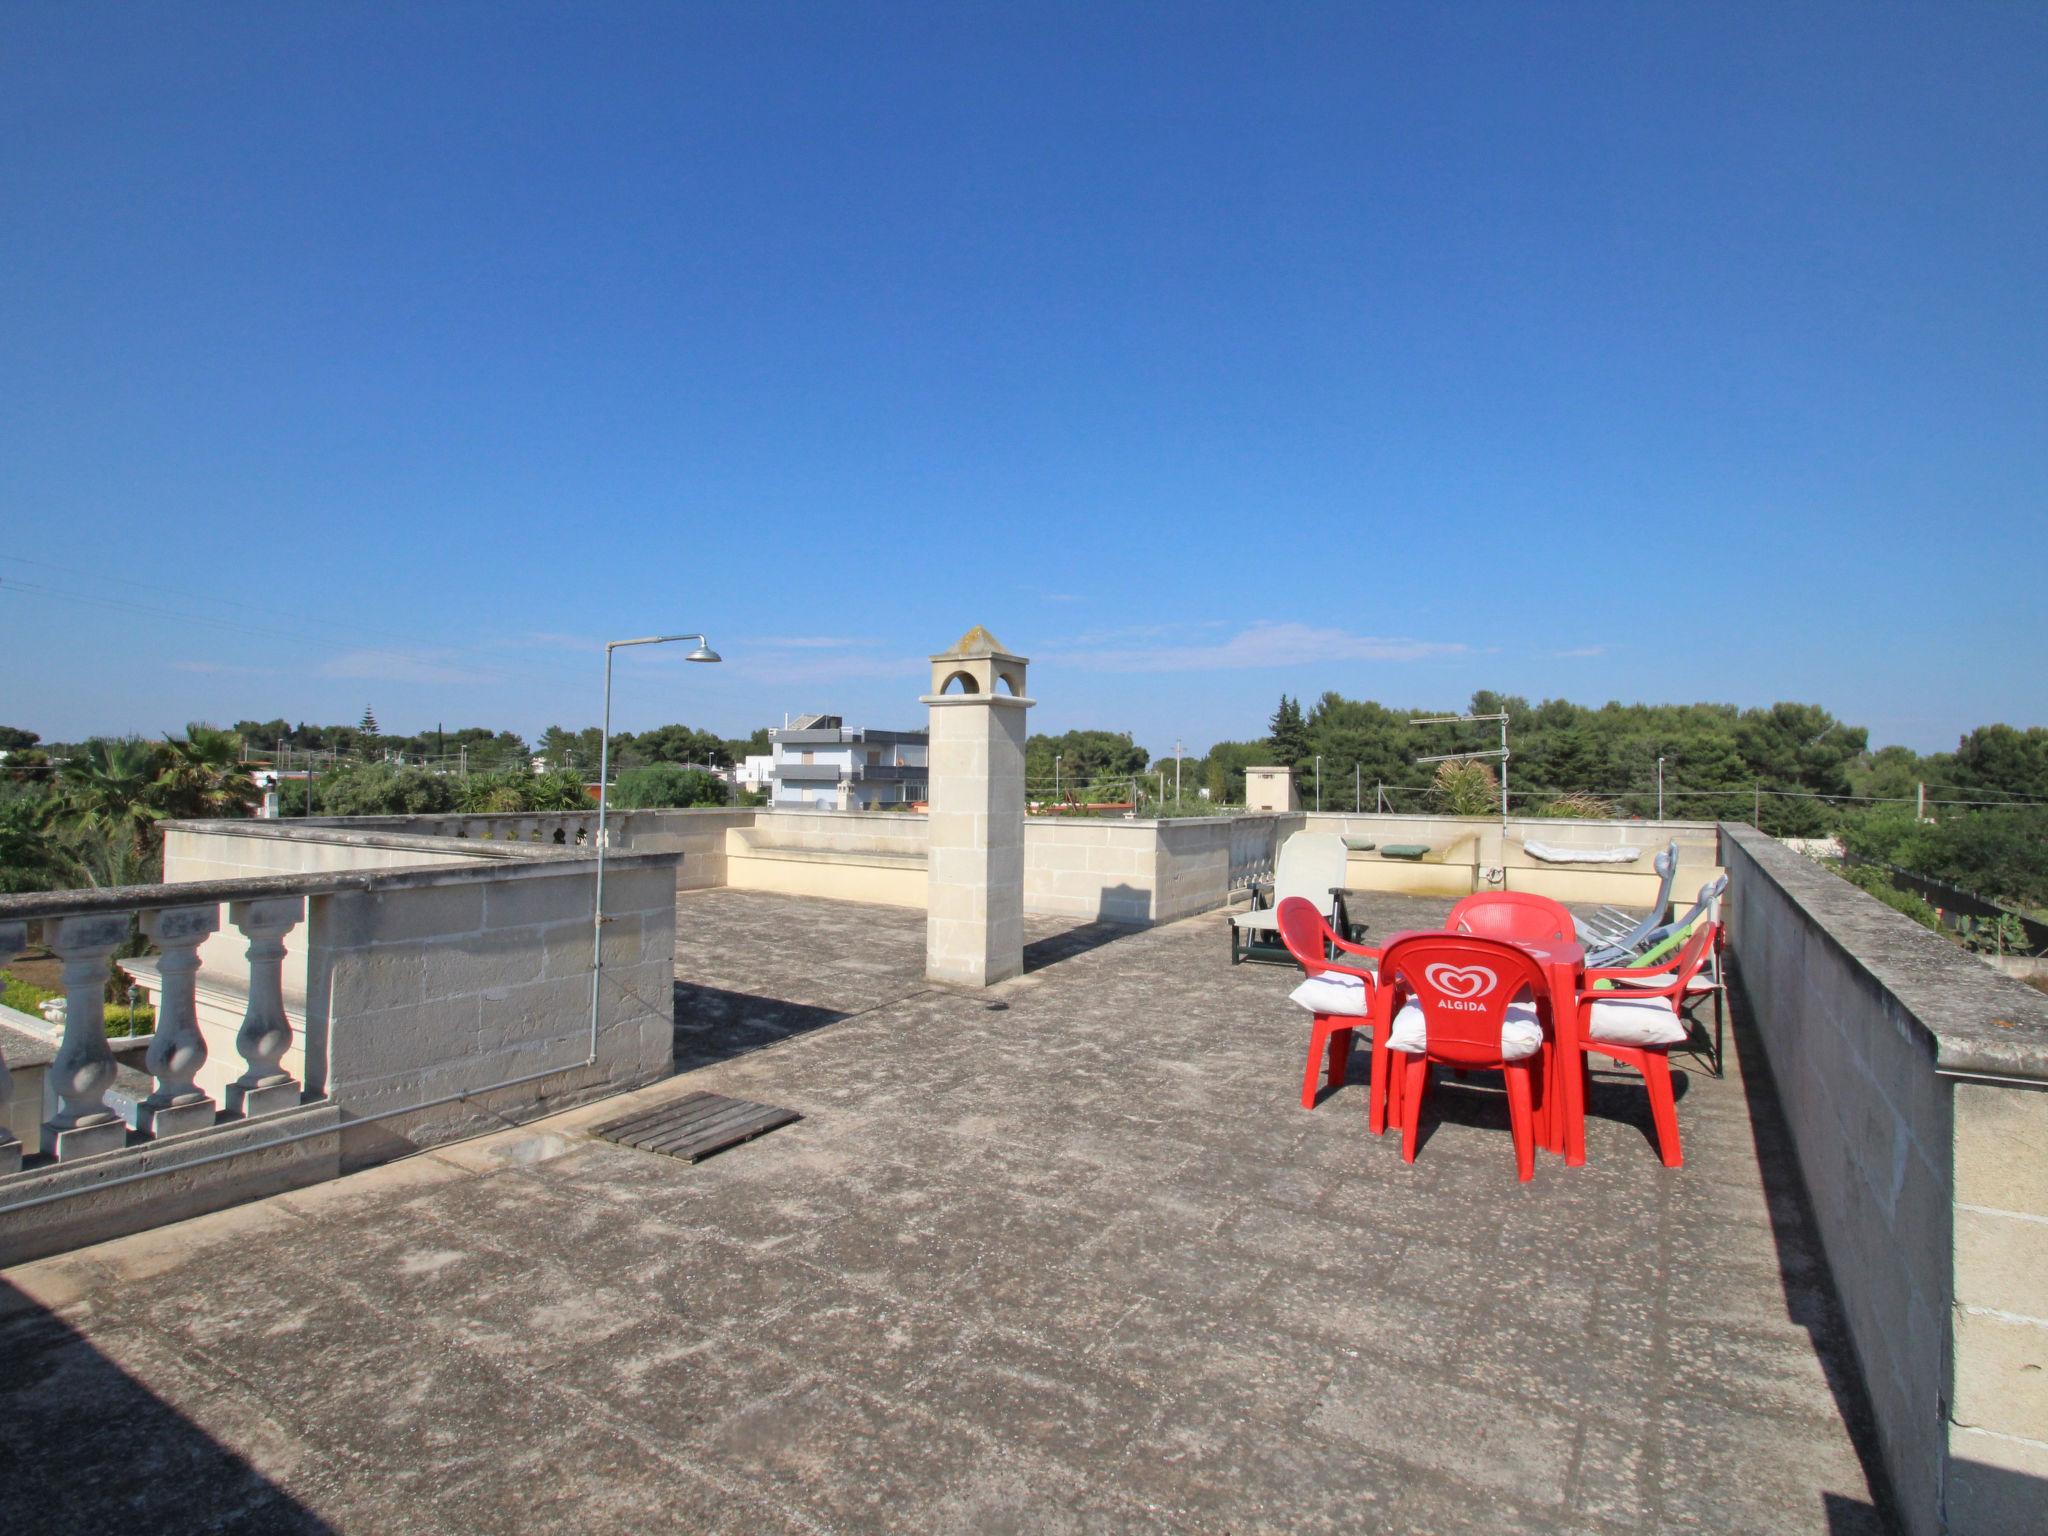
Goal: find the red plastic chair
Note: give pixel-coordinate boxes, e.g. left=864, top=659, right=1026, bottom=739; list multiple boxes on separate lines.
left=1380, top=933, right=1552, bottom=1182
left=1275, top=897, right=1396, bottom=1128
left=1446, top=891, right=1577, bottom=946
left=1565, top=923, right=1718, bottom=1168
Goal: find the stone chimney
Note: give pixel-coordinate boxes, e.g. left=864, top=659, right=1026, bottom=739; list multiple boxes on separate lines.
left=923, top=627, right=1032, bottom=986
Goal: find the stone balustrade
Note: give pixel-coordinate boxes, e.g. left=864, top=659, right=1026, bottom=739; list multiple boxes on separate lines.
left=1, top=840, right=680, bottom=1264
left=0, top=886, right=312, bottom=1166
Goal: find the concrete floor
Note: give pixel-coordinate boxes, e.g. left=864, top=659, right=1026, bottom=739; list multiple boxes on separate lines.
left=1, top=890, right=1890, bottom=1534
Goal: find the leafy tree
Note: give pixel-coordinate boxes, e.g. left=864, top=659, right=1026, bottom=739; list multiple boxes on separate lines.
left=537, top=725, right=626, bottom=774
left=611, top=764, right=726, bottom=809
left=1267, top=696, right=1310, bottom=768
left=1949, top=724, right=2048, bottom=800
left=631, top=724, right=732, bottom=768
left=1200, top=739, right=1268, bottom=804
left=359, top=706, right=379, bottom=735
left=724, top=727, right=773, bottom=762
left=0, top=726, right=40, bottom=752
left=285, top=762, right=459, bottom=816
left=1025, top=730, right=1149, bottom=792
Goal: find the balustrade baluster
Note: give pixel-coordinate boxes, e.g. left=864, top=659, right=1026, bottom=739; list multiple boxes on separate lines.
left=42, top=913, right=130, bottom=1160
left=0, top=919, right=24, bottom=1172
left=224, top=897, right=304, bottom=1119
left=136, top=905, right=221, bottom=1138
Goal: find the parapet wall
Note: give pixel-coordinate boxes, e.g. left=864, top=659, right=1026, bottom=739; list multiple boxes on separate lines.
left=0, top=825, right=678, bottom=1265
left=1304, top=812, right=1722, bottom=911
left=1720, top=823, right=2048, bottom=1536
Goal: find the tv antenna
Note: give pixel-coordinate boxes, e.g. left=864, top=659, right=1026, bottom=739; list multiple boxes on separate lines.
left=1410, top=711, right=1510, bottom=826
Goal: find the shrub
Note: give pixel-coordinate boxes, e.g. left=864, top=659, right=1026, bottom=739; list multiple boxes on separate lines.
left=1431, top=760, right=1498, bottom=817
left=2, top=971, right=55, bottom=1015
left=1537, top=791, right=1618, bottom=820
left=1826, top=860, right=1943, bottom=933
left=611, top=764, right=725, bottom=809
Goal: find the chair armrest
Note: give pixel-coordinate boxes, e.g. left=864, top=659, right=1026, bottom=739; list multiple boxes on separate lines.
left=1581, top=964, right=1684, bottom=999
left=1327, top=932, right=1381, bottom=963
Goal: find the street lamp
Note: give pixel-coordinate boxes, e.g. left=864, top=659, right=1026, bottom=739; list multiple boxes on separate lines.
left=591, top=634, right=720, bottom=1054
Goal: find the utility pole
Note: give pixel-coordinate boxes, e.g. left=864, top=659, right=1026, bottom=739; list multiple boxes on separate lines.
left=1174, top=740, right=1182, bottom=803
left=1055, top=755, right=1061, bottom=801
left=1657, top=757, right=1665, bottom=821
left=1355, top=763, right=1360, bottom=812
left=1315, top=755, right=1322, bottom=812
left=1376, top=781, right=1384, bottom=814
left=1916, top=781, right=1926, bottom=821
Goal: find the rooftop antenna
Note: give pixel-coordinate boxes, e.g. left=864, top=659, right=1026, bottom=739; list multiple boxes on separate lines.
left=1410, top=711, right=1510, bottom=828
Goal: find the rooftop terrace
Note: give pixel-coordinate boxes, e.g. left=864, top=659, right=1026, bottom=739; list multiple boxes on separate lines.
left=2, top=888, right=1889, bottom=1534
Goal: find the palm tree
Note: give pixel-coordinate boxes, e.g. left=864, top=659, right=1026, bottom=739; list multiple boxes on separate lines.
left=153, top=724, right=259, bottom=820
left=0, top=788, right=66, bottom=893
left=55, top=738, right=163, bottom=844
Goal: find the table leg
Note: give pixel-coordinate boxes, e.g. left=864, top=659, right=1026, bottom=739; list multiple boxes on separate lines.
left=1552, top=959, right=1584, bottom=1165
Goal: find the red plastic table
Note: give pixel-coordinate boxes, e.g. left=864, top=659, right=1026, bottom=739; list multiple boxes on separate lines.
left=1378, top=931, right=1586, bottom=1163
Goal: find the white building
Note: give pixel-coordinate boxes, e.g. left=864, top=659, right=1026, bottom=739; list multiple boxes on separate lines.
left=770, top=715, right=928, bottom=810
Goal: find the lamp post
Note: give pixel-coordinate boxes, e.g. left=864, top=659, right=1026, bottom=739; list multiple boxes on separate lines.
left=591, top=634, right=720, bottom=1055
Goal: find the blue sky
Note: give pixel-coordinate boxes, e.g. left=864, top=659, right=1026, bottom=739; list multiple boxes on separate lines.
left=3, top=2, right=2043, bottom=758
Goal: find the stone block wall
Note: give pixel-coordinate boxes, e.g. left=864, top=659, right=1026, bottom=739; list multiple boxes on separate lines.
left=1721, top=823, right=2048, bottom=1536
left=308, top=856, right=677, bottom=1168
left=163, top=823, right=527, bottom=1104
left=608, top=808, right=753, bottom=891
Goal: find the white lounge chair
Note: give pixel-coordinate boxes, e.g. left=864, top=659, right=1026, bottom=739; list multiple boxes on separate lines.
left=1231, top=832, right=1356, bottom=965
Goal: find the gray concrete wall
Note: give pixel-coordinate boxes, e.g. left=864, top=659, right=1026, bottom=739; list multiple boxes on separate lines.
left=1721, top=823, right=2048, bottom=1536
left=306, top=855, right=678, bottom=1169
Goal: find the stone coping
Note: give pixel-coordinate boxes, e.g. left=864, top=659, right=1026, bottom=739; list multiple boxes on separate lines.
left=161, top=817, right=594, bottom=861
left=0, top=847, right=680, bottom=922
left=0, top=1015, right=57, bottom=1070
left=1722, top=822, right=2048, bottom=1082
left=730, top=844, right=928, bottom=870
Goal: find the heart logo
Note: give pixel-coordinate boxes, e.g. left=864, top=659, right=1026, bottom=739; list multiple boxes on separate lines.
left=1424, top=963, right=1496, bottom=1000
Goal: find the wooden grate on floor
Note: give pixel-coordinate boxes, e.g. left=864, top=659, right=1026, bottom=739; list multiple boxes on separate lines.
left=592, top=1092, right=801, bottom=1163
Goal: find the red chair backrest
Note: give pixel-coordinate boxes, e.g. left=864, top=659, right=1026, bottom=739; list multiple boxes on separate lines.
left=1276, top=896, right=1336, bottom=975
left=1447, top=892, right=1576, bottom=945
left=1381, top=933, right=1550, bottom=1067
left=1672, top=921, right=1718, bottom=991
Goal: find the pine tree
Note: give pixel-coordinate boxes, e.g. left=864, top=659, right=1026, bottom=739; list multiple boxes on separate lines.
left=359, top=706, right=380, bottom=736
left=1267, top=695, right=1309, bottom=767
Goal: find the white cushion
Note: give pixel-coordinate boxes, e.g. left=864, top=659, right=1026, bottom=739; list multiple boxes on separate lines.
left=1522, top=840, right=1640, bottom=865
left=1232, top=907, right=1281, bottom=932
left=1584, top=995, right=1688, bottom=1047
left=1288, top=971, right=1372, bottom=1018
left=1386, top=999, right=1543, bottom=1061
